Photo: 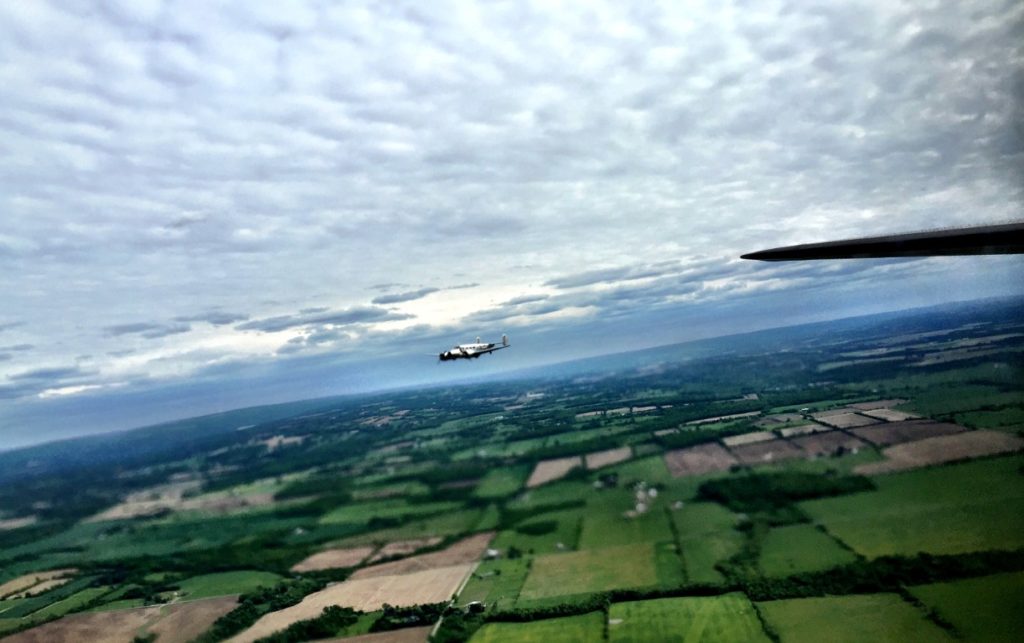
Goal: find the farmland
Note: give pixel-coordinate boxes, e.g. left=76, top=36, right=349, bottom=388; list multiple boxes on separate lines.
left=756, top=594, right=954, bottom=643
left=0, top=299, right=1021, bottom=640
left=608, top=593, right=771, bottom=642
left=909, top=572, right=1024, bottom=642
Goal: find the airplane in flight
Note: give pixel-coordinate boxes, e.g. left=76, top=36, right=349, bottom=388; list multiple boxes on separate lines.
left=439, top=335, right=510, bottom=361
left=742, top=221, right=1024, bottom=261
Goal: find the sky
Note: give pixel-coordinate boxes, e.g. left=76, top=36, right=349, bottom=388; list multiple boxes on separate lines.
left=1, top=0, right=1022, bottom=450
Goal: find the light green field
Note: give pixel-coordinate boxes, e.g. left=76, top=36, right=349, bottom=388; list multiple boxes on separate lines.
left=470, top=611, right=604, bottom=642
left=457, top=558, right=531, bottom=610
left=609, top=593, right=771, bottom=642
left=506, top=481, right=592, bottom=510
left=679, top=532, right=744, bottom=585
left=654, top=541, right=687, bottom=588
left=174, top=570, right=281, bottom=599
left=333, top=507, right=485, bottom=546
left=757, top=593, right=954, bottom=643
left=800, top=456, right=1024, bottom=557
left=319, top=499, right=464, bottom=525
left=351, top=481, right=431, bottom=500
left=603, top=456, right=673, bottom=485
left=492, top=509, right=582, bottom=555
left=519, top=543, right=658, bottom=600
left=670, top=502, right=738, bottom=539
left=474, top=465, right=531, bottom=499
left=0, top=618, right=21, bottom=634
left=910, top=572, right=1024, bottom=642
left=758, top=525, right=858, bottom=577
left=578, top=492, right=673, bottom=549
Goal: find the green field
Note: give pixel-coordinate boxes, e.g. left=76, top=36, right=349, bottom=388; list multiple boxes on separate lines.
left=474, top=465, right=531, bottom=499
left=757, top=593, right=954, bottom=643
left=758, top=525, right=858, bottom=577
left=174, top=570, right=282, bottom=599
left=654, top=541, right=687, bottom=588
left=319, top=498, right=464, bottom=525
left=956, top=407, right=1024, bottom=430
left=609, top=593, right=771, bottom=642
left=800, top=456, right=1024, bottom=557
left=470, top=611, right=604, bottom=642
left=505, top=481, right=592, bottom=510
left=27, top=587, right=110, bottom=619
left=457, top=558, right=531, bottom=609
left=492, top=508, right=582, bottom=554
left=910, top=572, right=1024, bottom=642
left=670, top=502, right=738, bottom=538
left=332, top=507, right=486, bottom=546
left=518, top=543, right=658, bottom=600
left=679, top=532, right=744, bottom=585
left=604, top=455, right=674, bottom=485
left=577, top=492, right=674, bottom=549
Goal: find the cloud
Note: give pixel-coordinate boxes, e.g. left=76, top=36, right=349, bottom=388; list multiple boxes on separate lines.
left=0, top=344, right=33, bottom=352
left=371, top=288, right=441, bottom=304
left=0, top=1, right=1022, bottom=444
left=237, top=306, right=412, bottom=333
left=545, top=263, right=684, bottom=289
left=174, top=311, right=250, bottom=326
left=105, top=322, right=192, bottom=339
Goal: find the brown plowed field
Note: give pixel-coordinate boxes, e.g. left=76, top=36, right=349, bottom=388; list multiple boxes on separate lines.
left=367, top=537, right=442, bottom=563
left=0, top=569, right=75, bottom=600
left=789, top=431, right=866, bottom=458
left=585, top=447, right=632, bottom=470
left=526, top=456, right=582, bottom=487
left=778, top=423, right=830, bottom=438
left=855, top=430, right=1024, bottom=475
left=352, top=532, right=493, bottom=580
left=728, top=439, right=803, bottom=466
left=664, top=443, right=737, bottom=477
left=291, top=546, right=376, bottom=572
left=812, top=412, right=881, bottom=429
left=850, top=420, right=966, bottom=447
left=230, top=565, right=473, bottom=642
left=6, top=595, right=238, bottom=643
left=860, top=408, right=919, bottom=422
left=722, top=431, right=775, bottom=447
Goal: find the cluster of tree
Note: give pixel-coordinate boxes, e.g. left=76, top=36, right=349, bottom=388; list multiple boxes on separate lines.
left=194, top=579, right=327, bottom=643
left=739, top=549, right=1024, bottom=601
left=369, top=602, right=446, bottom=632
left=430, top=606, right=485, bottom=642
left=253, top=605, right=360, bottom=643
left=513, top=520, right=558, bottom=536
left=697, top=472, right=875, bottom=514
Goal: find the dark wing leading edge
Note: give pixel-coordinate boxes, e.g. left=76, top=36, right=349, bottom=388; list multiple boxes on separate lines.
left=741, top=222, right=1024, bottom=261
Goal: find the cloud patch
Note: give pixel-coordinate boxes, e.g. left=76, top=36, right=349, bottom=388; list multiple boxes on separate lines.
left=237, top=306, right=412, bottom=333
left=371, top=288, right=441, bottom=304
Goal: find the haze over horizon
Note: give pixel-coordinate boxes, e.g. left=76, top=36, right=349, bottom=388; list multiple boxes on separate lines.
left=2, top=1, right=1022, bottom=449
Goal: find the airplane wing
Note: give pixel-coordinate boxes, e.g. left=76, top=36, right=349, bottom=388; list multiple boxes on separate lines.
left=477, top=344, right=510, bottom=355
left=741, top=222, right=1024, bottom=261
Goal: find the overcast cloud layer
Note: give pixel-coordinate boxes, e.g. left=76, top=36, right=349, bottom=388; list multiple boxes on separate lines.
left=1, top=0, right=1022, bottom=448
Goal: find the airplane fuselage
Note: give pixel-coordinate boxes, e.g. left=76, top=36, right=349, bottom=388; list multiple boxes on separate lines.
left=439, top=335, right=509, bottom=361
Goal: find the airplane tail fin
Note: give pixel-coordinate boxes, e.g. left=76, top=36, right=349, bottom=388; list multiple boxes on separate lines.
left=502, top=334, right=509, bottom=347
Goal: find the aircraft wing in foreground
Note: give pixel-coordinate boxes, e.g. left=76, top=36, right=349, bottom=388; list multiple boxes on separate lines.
left=741, top=222, right=1024, bottom=261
